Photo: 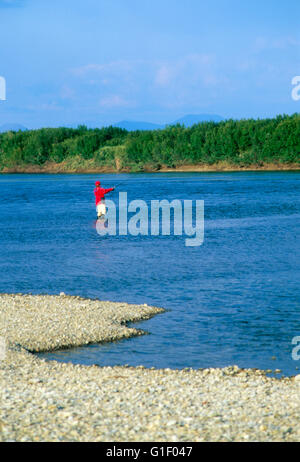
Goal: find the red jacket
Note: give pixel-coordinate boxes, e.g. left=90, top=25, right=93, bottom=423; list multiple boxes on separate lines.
left=94, top=187, right=114, bottom=205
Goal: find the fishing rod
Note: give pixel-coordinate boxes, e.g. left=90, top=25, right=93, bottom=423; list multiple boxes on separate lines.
left=113, top=182, right=123, bottom=189
left=100, top=182, right=123, bottom=189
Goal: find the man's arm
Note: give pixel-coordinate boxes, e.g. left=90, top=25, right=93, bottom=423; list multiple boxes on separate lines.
left=103, top=187, right=115, bottom=194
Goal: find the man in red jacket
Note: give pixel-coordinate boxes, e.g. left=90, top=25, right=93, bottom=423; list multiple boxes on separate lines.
left=94, top=181, right=115, bottom=218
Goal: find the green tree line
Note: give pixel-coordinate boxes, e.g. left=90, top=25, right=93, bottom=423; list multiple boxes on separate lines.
left=0, top=114, right=299, bottom=172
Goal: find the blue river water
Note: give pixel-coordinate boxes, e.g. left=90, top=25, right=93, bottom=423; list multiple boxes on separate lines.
left=0, top=172, right=299, bottom=376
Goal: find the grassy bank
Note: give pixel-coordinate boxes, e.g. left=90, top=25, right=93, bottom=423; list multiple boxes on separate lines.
left=1, top=160, right=299, bottom=174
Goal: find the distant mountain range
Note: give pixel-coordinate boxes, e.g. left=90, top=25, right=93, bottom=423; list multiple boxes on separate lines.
left=0, top=114, right=224, bottom=134
left=0, top=123, right=27, bottom=133
left=114, top=114, right=224, bottom=131
left=113, top=120, right=163, bottom=131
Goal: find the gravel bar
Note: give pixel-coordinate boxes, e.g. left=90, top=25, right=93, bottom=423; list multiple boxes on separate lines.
left=0, top=293, right=300, bottom=442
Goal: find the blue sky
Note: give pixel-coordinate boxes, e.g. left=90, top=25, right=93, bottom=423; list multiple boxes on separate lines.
left=0, top=0, right=299, bottom=128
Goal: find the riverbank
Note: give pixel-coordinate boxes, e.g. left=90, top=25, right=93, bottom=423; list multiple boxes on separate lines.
left=1, top=294, right=300, bottom=442
left=1, top=161, right=299, bottom=174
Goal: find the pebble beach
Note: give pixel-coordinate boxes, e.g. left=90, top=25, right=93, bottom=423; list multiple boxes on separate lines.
left=1, top=293, right=300, bottom=442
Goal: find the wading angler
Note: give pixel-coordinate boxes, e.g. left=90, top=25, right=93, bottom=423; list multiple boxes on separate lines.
left=96, top=192, right=204, bottom=247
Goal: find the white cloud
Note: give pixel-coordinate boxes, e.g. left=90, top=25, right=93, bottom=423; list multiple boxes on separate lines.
left=71, top=60, right=134, bottom=78
left=60, top=85, right=75, bottom=100
left=154, top=54, right=219, bottom=89
left=99, top=95, right=133, bottom=108
left=155, top=65, right=173, bottom=87
left=67, top=54, right=238, bottom=111
left=253, top=36, right=300, bottom=53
